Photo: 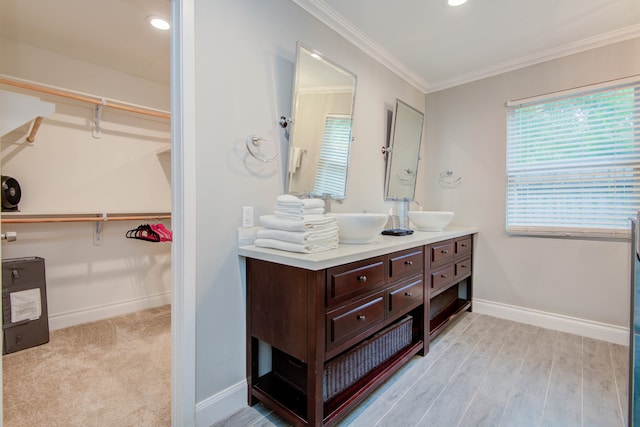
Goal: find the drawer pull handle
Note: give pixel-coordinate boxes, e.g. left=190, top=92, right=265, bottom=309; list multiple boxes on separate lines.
left=357, top=315, right=366, bottom=321
left=405, top=292, right=413, bottom=297
left=441, top=249, right=449, bottom=254
left=441, top=274, right=448, bottom=279
left=460, top=264, right=467, bottom=268
left=357, top=275, right=367, bottom=283
left=405, top=260, right=413, bottom=266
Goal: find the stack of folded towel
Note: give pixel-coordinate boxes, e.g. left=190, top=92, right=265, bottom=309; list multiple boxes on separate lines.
left=255, top=195, right=339, bottom=254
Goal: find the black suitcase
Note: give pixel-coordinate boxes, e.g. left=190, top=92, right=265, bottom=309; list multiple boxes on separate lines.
left=2, top=257, right=50, bottom=354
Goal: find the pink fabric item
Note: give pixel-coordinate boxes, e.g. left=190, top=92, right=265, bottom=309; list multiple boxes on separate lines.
left=150, top=224, right=173, bottom=242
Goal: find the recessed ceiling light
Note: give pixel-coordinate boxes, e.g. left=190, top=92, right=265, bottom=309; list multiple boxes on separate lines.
left=147, top=16, right=170, bottom=31
left=448, top=0, right=468, bottom=6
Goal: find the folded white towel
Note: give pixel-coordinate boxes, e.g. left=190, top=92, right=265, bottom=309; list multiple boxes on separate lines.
left=276, top=194, right=325, bottom=209
left=275, top=205, right=325, bottom=215
left=255, top=237, right=339, bottom=254
left=256, top=226, right=339, bottom=244
left=275, top=210, right=326, bottom=220
left=260, top=214, right=337, bottom=231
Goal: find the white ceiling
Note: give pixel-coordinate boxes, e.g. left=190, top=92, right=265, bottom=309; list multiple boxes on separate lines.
left=0, top=0, right=171, bottom=85
left=307, top=0, right=640, bottom=92
left=1, top=0, right=639, bottom=92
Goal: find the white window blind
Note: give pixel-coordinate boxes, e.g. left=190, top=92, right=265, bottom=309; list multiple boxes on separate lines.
left=313, top=114, right=352, bottom=199
left=506, top=79, right=640, bottom=239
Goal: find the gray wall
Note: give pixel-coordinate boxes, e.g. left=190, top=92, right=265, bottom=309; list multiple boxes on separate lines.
left=423, top=38, right=640, bottom=327
left=192, top=1, right=639, bottom=423
left=192, top=0, right=425, bottom=417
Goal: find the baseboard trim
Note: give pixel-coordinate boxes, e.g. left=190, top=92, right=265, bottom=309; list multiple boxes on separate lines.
left=195, top=380, right=247, bottom=427
left=473, top=298, right=629, bottom=346
left=48, top=292, right=172, bottom=330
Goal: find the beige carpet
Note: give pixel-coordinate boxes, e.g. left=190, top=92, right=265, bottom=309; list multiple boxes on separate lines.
left=3, top=305, right=171, bottom=427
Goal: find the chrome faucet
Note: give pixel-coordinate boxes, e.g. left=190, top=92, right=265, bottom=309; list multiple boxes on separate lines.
left=321, top=193, right=332, bottom=213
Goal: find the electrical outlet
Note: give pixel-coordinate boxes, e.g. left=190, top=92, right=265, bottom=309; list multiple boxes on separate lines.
left=242, top=206, right=254, bottom=228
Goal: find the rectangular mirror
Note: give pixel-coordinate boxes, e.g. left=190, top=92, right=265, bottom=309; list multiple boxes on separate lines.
left=286, top=43, right=357, bottom=200
left=384, top=99, right=424, bottom=201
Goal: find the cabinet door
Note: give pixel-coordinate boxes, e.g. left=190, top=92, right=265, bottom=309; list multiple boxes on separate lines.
left=454, top=257, right=471, bottom=281
left=455, top=237, right=472, bottom=257
left=326, top=292, right=385, bottom=354
left=388, top=276, right=424, bottom=318
left=430, top=264, right=455, bottom=294
left=327, top=257, right=386, bottom=307
left=389, top=248, right=424, bottom=282
left=430, top=241, right=455, bottom=267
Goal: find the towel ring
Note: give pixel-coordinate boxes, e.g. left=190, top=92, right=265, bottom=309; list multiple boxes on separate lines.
left=246, top=135, right=279, bottom=163
left=438, top=169, right=462, bottom=188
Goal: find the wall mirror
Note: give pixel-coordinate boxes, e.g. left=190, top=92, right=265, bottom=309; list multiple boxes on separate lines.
left=384, top=99, right=424, bottom=201
left=285, top=43, right=357, bottom=200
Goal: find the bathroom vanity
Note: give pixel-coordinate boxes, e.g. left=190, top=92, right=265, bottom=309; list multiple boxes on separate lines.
left=239, top=227, right=477, bottom=426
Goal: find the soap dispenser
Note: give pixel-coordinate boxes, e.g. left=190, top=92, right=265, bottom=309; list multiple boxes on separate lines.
left=396, top=199, right=410, bottom=229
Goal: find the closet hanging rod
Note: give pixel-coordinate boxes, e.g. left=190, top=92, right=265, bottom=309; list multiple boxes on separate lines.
left=1, top=212, right=171, bottom=224
left=0, top=75, right=171, bottom=120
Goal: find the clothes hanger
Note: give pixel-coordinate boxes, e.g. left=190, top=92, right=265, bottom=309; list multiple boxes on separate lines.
left=150, top=223, right=172, bottom=242
left=126, top=224, right=161, bottom=242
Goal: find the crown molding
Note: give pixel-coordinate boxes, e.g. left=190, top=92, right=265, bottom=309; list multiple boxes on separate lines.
left=290, top=0, right=429, bottom=93
left=426, top=23, right=640, bottom=93
left=291, top=1, right=640, bottom=95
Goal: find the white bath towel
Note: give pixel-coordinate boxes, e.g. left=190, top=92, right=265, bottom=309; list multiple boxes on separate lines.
left=256, top=226, right=338, bottom=244
left=275, top=206, right=325, bottom=215
left=260, top=214, right=337, bottom=232
left=255, top=237, right=339, bottom=254
left=288, top=147, right=304, bottom=173
left=276, top=194, right=325, bottom=209
left=274, top=209, right=325, bottom=220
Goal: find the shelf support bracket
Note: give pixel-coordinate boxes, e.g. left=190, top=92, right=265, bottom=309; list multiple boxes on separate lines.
left=92, top=98, right=106, bottom=139
left=26, top=117, right=44, bottom=143
left=93, top=213, right=107, bottom=245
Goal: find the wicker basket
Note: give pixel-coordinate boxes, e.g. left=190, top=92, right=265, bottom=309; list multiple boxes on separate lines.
left=323, top=315, right=413, bottom=401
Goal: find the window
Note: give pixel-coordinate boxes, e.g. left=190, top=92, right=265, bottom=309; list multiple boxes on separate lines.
left=506, top=78, right=640, bottom=239
left=313, top=114, right=352, bottom=199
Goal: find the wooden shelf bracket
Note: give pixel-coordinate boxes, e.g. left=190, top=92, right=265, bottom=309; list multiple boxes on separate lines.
left=26, top=116, right=44, bottom=143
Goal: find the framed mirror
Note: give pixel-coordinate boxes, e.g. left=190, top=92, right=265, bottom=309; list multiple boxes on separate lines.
left=286, top=43, right=357, bottom=200
left=384, top=99, right=424, bottom=201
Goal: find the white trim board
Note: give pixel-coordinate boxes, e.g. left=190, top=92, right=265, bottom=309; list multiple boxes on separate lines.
left=473, top=298, right=628, bottom=346
left=195, top=380, right=247, bottom=427
left=48, top=292, right=172, bottom=331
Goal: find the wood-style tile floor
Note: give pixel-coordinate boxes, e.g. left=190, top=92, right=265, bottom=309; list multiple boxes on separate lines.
left=214, top=312, right=628, bottom=427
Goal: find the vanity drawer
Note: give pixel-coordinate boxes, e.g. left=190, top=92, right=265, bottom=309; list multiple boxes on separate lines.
left=430, top=240, right=455, bottom=267
left=455, top=257, right=471, bottom=281
left=327, top=292, right=385, bottom=350
left=389, top=248, right=424, bottom=281
left=388, top=276, right=424, bottom=318
left=430, top=264, right=455, bottom=293
left=326, top=256, right=386, bottom=307
left=456, top=237, right=472, bottom=256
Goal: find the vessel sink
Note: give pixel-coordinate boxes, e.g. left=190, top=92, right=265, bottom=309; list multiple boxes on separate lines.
left=330, top=213, right=388, bottom=244
left=408, top=211, right=454, bottom=231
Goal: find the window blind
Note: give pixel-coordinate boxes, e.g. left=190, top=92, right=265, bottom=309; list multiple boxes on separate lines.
left=506, top=79, right=640, bottom=239
left=313, top=114, right=352, bottom=199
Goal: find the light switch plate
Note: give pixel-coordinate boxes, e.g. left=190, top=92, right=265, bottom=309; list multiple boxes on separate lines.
left=242, top=206, right=254, bottom=228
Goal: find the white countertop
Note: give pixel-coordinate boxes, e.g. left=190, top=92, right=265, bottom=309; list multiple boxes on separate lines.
left=238, top=226, right=478, bottom=270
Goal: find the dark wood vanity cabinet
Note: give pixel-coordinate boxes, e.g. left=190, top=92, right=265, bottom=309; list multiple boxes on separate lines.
left=245, top=235, right=473, bottom=426
left=427, top=235, right=473, bottom=339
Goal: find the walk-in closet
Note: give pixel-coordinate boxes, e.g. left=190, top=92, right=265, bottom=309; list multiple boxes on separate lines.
left=0, top=0, right=172, bottom=424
